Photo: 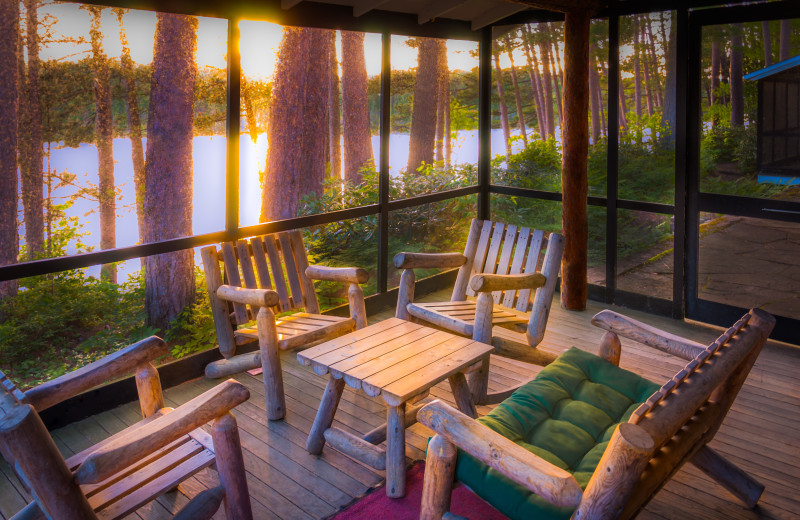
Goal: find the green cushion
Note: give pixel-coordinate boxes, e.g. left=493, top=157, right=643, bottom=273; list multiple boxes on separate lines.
left=454, top=347, right=659, bottom=520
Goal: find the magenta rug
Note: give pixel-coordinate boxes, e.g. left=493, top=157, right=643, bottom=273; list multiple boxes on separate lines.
left=332, top=462, right=508, bottom=519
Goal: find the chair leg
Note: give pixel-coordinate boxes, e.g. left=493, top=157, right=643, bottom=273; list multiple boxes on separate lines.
left=211, top=413, right=253, bottom=520
left=421, top=434, right=457, bottom=520
left=691, top=446, right=764, bottom=508
left=306, top=376, right=345, bottom=454
left=257, top=307, right=285, bottom=420
left=467, top=356, right=490, bottom=405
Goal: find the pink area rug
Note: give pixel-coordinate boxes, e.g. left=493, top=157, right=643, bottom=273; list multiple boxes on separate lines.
left=332, top=462, right=508, bottom=520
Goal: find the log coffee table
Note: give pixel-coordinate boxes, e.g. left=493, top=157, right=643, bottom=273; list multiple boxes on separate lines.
left=298, top=318, right=493, bottom=498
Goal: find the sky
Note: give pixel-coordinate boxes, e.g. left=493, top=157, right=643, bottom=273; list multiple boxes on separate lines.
left=37, top=3, right=481, bottom=81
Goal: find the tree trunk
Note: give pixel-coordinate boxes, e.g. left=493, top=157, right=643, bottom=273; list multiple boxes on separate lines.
left=730, top=23, right=744, bottom=128
left=548, top=25, right=564, bottom=128
left=440, top=41, right=451, bottom=167
left=407, top=37, right=441, bottom=173
left=21, top=0, right=43, bottom=257
left=504, top=35, right=528, bottom=146
left=521, top=25, right=545, bottom=138
left=143, top=13, right=198, bottom=332
left=779, top=19, right=790, bottom=61
left=329, top=31, right=341, bottom=180
left=262, top=27, right=332, bottom=220
left=661, top=16, right=677, bottom=142
left=618, top=78, right=628, bottom=132
left=633, top=16, right=642, bottom=119
left=88, top=6, right=116, bottom=284
left=241, top=75, right=259, bottom=146
left=641, top=33, right=655, bottom=117
left=538, top=24, right=556, bottom=139
left=588, top=42, right=601, bottom=144
left=644, top=16, right=663, bottom=107
left=341, top=31, right=372, bottom=184
left=115, top=9, right=146, bottom=247
left=711, top=37, right=721, bottom=108
left=435, top=40, right=446, bottom=162
left=762, top=21, right=772, bottom=67
left=561, top=11, right=590, bottom=311
left=0, top=0, right=19, bottom=299
left=493, top=45, right=512, bottom=157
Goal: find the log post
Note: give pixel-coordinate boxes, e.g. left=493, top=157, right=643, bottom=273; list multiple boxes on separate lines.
left=420, top=435, right=457, bottom=520
left=395, top=269, right=415, bottom=320
left=0, top=405, right=96, bottom=519
left=472, top=292, right=494, bottom=344
left=348, top=283, right=368, bottom=329
left=560, top=10, right=591, bottom=311
left=386, top=402, right=407, bottom=498
left=135, top=362, right=165, bottom=418
left=306, top=376, right=345, bottom=454
left=211, top=413, right=253, bottom=520
left=599, top=331, right=621, bottom=366
left=257, top=306, right=285, bottom=420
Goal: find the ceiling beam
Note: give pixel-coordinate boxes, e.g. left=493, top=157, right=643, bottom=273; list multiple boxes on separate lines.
left=418, top=0, right=470, bottom=24
left=353, top=0, right=391, bottom=17
left=501, top=0, right=604, bottom=13
left=281, top=0, right=304, bottom=9
left=471, top=3, right=528, bottom=30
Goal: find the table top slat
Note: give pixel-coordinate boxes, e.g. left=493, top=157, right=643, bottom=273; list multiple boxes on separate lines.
left=297, top=318, right=409, bottom=365
left=327, top=326, right=440, bottom=377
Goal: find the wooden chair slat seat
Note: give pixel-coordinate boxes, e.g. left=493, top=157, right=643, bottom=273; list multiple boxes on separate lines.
left=395, top=219, right=564, bottom=371
left=202, top=229, right=369, bottom=420
left=0, top=337, right=253, bottom=520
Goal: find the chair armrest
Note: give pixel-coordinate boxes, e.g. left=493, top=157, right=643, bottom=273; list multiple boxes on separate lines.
left=469, top=272, right=546, bottom=293
left=74, top=379, right=250, bottom=485
left=417, top=400, right=583, bottom=508
left=305, top=265, right=369, bottom=284
left=591, top=310, right=705, bottom=361
left=24, top=336, right=168, bottom=412
left=393, top=252, right=466, bottom=270
left=217, top=285, right=280, bottom=307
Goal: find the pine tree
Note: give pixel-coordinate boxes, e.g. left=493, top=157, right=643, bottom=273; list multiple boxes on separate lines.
left=341, top=31, right=372, bottom=184
left=0, top=0, right=19, bottom=299
left=407, top=37, right=442, bottom=172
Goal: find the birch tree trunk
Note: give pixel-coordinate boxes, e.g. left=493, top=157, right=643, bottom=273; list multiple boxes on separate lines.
left=88, top=6, right=116, bottom=283
left=115, top=9, right=146, bottom=246
left=341, top=30, right=372, bottom=184
left=0, top=0, right=19, bottom=299
left=143, top=13, right=198, bottom=332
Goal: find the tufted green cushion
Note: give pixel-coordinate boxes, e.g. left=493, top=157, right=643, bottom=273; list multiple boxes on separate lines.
left=454, top=347, right=659, bottom=520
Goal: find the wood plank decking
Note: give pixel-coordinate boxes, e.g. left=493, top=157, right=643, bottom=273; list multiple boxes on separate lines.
left=1, top=292, right=798, bottom=519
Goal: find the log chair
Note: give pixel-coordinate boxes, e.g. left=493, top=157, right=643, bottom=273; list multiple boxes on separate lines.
left=201, top=229, right=369, bottom=420
left=0, top=336, right=253, bottom=520
left=394, top=219, right=564, bottom=369
left=418, top=308, right=775, bottom=520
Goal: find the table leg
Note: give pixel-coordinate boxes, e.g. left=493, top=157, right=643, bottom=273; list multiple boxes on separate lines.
left=386, top=402, right=406, bottom=498
left=448, top=372, right=478, bottom=419
left=306, top=376, right=345, bottom=455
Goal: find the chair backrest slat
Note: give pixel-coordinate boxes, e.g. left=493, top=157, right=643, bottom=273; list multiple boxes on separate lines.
left=0, top=371, right=27, bottom=415
left=452, top=219, right=484, bottom=301
left=249, top=236, right=274, bottom=292
left=221, top=242, right=249, bottom=325
left=278, top=232, right=306, bottom=310
left=261, top=234, right=293, bottom=311
left=493, top=225, right=518, bottom=304
left=502, top=227, right=531, bottom=308
left=466, top=221, right=497, bottom=298
left=515, top=229, right=544, bottom=312
left=236, top=241, right=259, bottom=290
left=200, top=246, right=238, bottom=357
left=288, top=230, right=320, bottom=314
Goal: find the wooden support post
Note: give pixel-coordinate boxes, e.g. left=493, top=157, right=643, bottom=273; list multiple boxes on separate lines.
left=348, top=283, right=368, bottom=329
left=467, top=356, right=490, bottom=406
left=306, top=376, right=345, bottom=454
left=0, top=405, right=95, bottom=519
left=420, top=435, right=457, bottom=520
left=257, top=307, right=285, bottom=420
left=211, top=413, right=253, bottom=520
left=448, top=372, right=478, bottom=419
left=573, top=423, right=654, bottom=519
left=599, top=331, right=621, bottom=366
left=135, top=363, right=165, bottom=418
left=395, top=269, right=415, bottom=320
left=174, top=486, right=225, bottom=520
left=472, top=292, right=494, bottom=344
left=560, top=10, right=590, bottom=311
left=691, top=446, right=764, bottom=508
left=324, top=427, right=387, bottom=470
left=386, top=402, right=407, bottom=498
left=363, top=401, right=426, bottom=445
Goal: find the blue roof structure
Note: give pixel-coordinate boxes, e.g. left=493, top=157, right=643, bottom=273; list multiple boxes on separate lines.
left=744, top=55, right=800, bottom=81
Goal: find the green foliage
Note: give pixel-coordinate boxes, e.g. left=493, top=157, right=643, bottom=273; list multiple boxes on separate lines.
left=165, top=269, right=217, bottom=359
left=494, top=137, right=561, bottom=191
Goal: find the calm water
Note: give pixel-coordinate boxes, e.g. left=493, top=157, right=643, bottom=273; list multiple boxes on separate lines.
left=36, top=129, right=531, bottom=280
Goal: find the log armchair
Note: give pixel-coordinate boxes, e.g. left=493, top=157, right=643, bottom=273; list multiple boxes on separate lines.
left=418, top=308, right=775, bottom=520
left=201, top=229, right=369, bottom=420
left=0, top=336, right=253, bottom=520
left=395, top=219, right=564, bottom=367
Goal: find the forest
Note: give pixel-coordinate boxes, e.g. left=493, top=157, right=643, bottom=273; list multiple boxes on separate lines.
left=0, top=1, right=797, bottom=386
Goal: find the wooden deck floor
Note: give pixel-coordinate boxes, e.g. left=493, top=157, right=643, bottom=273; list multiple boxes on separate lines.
left=1, top=293, right=798, bottom=520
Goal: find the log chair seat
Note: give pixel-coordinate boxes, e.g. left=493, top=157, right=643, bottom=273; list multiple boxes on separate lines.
left=452, top=347, right=659, bottom=520
left=407, top=300, right=529, bottom=337
left=235, top=312, right=355, bottom=351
